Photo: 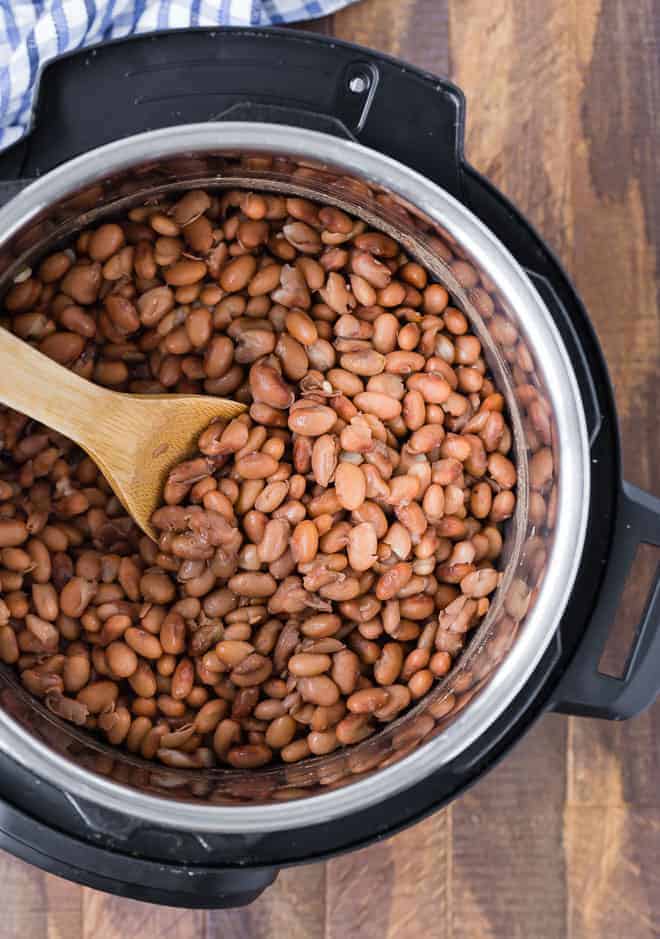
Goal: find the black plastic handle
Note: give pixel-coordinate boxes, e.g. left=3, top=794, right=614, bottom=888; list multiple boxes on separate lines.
left=0, top=28, right=466, bottom=199
left=552, top=482, right=660, bottom=719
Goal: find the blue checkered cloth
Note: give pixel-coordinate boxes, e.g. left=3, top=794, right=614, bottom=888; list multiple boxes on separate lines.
left=0, top=0, right=358, bottom=150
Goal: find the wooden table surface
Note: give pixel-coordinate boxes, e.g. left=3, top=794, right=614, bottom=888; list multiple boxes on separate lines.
left=3, top=0, right=658, bottom=936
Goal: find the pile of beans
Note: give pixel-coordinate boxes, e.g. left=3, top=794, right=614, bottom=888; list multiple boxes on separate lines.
left=0, top=188, right=516, bottom=770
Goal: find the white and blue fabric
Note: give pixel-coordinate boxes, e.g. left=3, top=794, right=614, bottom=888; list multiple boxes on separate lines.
left=0, top=0, right=358, bottom=150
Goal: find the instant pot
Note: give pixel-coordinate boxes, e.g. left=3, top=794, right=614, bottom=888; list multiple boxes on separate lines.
left=0, top=28, right=657, bottom=908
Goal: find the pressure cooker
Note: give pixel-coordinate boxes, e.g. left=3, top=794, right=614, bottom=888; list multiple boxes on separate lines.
left=0, top=28, right=657, bottom=908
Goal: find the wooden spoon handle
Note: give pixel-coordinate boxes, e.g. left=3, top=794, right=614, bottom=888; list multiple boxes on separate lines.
left=0, top=326, right=107, bottom=446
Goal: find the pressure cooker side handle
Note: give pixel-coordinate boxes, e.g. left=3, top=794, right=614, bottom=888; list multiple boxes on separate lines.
left=552, top=482, right=660, bottom=720
left=0, top=28, right=466, bottom=199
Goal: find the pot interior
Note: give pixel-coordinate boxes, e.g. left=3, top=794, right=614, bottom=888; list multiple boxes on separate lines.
left=0, top=127, right=586, bottom=830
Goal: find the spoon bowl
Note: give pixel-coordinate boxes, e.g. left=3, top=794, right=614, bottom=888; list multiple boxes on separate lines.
left=0, top=327, right=246, bottom=539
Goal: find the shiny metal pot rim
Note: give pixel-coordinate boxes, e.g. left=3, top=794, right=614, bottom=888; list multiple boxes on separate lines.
left=0, top=124, right=590, bottom=832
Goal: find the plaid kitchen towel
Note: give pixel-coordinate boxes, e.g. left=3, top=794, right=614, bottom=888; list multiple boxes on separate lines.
left=0, top=0, right=358, bottom=149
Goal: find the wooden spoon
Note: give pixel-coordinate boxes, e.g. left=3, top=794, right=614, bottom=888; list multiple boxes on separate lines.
left=0, top=327, right=246, bottom=540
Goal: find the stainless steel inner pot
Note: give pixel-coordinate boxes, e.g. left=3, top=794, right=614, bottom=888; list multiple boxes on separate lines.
left=0, top=124, right=590, bottom=832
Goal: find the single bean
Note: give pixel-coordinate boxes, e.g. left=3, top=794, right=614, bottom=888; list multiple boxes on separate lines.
left=106, top=641, right=139, bottom=678
left=334, top=462, right=366, bottom=511
left=346, top=687, right=390, bottom=714
left=297, top=675, right=340, bottom=706
left=77, top=680, right=118, bottom=714
left=288, top=404, right=337, bottom=436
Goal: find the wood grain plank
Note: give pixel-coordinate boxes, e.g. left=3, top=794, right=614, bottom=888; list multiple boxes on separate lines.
left=325, top=811, right=450, bottom=939
left=574, top=0, right=659, bottom=497
left=82, top=889, right=205, bottom=939
left=564, top=807, right=660, bottom=938
left=333, top=0, right=449, bottom=75
left=294, top=15, right=335, bottom=35
left=205, top=865, right=325, bottom=939
left=451, top=717, right=568, bottom=939
left=0, top=854, right=81, bottom=939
